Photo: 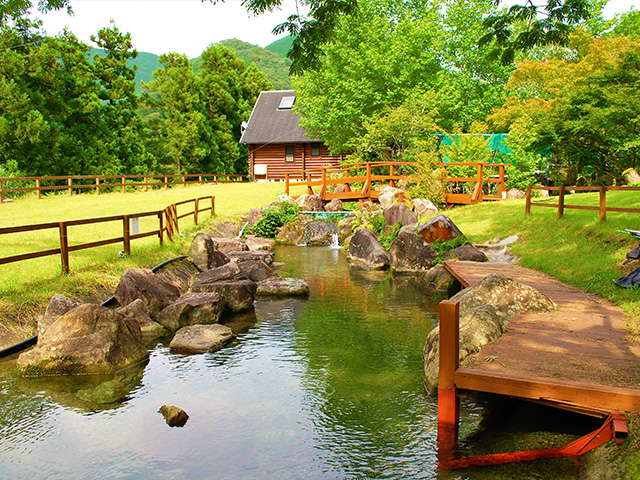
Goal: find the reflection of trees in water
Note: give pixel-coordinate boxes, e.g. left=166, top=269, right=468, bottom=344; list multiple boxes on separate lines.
left=274, top=246, right=439, bottom=477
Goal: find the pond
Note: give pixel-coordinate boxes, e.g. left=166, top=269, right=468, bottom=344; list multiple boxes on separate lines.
left=0, top=245, right=593, bottom=479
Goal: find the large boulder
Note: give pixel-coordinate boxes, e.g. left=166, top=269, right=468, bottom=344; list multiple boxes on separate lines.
left=423, top=274, right=557, bottom=391
left=156, top=292, right=227, bottom=332
left=338, top=214, right=357, bottom=241
left=506, top=188, right=526, bottom=200
left=188, top=233, right=232, bottom=271
left=115, top=268, right=181, bottom=317
left=237, top=260, right=275, bottom=283
left=168, top=324, right=234, bottom=354
left=117, top=298, right=169, bottom=338
left=18, top=304, right=148, bottom=376
left=246, top=208, right=264, bottom=226
left=207, top=237, right=248, bottom=255
left=206, top=221, right=241, bottom=239
left=37, top=294, right=83, bottom=336
left=412, top=198, right=438, bottom=218
left=383, top=203, right=418, bottom=227
left=298, top=221, right=338, bottom=246
left=389, top=226, right=438, bottom=272
left=378, top=186, right=402, bottom=209
left=227, top=250, right=274, bottom=265
left=295, top=194, right=324, bottom=212
left=442, top=244, right=489, bottom=263
left=347, top=228, right=390, bottom=270
left=276, top=215, right=314, bottom=245
left=190, top=263, right=256, bottom=312
left=418, top=214, right=464, bottom=244
left=244, top=235, right=275, bottom=251
left=256, top=276, right=311, bottom=297
left=324, top=198, right=344, bottom=212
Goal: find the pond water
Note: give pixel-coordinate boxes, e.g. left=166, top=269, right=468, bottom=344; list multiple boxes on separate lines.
left=0, top=245, right=593, bottom=479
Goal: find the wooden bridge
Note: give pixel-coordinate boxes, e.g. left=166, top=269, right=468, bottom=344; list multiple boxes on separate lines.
left=437, top=260, right=640, bottom=469
left=284, top=161, right=509, bottom=205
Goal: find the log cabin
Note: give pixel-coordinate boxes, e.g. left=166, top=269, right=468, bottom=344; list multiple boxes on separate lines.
left=240, top=90, right=345, bottom=181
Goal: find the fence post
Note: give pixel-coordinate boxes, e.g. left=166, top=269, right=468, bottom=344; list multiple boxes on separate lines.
left=67, top=177, right=72, bottom=196
left=95, top=177, right=100, bottom=195
left=365, top=163, right=372, bottom=198
left=59, top=222, right=70, bottom=274
left=525, top=186, right=532, bottom=215
left=211, top=195, right=215, bottom=216
left=344, top=169, right=351, bottom=192
left=498, top=165, right=506, bottom=199
left=123, top=215, right=131, bottom=255
left=285, top=174, right=290, bottom=196
left=158, top=212, right=164, bottom=246
left=164, top=176, right=168, bottom=189
left=599, top=186, right=607, bottom=222
left=194, top=198, right=199, bottom=225
left=437, top=299, right=460, bottom=466
left=164, top=208, right=173, bottom=241
left=36, top=179, right=41, bottom=199
left=172, top=204, right=179, bottom=233
left=121, top=176, right=126, bottom=194
left=390, top=164, right=396, bottom=188
left=144, top=176, right=148, bottom=192
left=0, top=179, right=3, bottom=203
left=558, top=186, right=566, bottom=219
left=182, top=175, right=186, bottom=187
left=199, top=175, right=203, bottom=185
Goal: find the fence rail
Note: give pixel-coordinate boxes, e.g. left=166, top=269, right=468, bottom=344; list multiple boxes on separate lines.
left=0, top=196, right=214, bottom=274
left=525, top=185, right=640, bottom=221
left=0, top=173, right=247, bottom=202
left=285, top=161, right=509, bottom=204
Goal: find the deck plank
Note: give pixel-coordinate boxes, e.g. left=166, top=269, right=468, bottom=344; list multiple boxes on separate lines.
left=443, top=260, right=640, bottom=412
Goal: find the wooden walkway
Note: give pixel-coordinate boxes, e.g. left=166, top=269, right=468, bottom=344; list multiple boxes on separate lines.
left=443, top=260, right=640, bottom=414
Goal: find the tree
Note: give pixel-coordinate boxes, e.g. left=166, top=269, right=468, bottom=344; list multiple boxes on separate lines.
left=489, top=30, right=640, bottom=184
left=0, top=0, right=70, bottom=26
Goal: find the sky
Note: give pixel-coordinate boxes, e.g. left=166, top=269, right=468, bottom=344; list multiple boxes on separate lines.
left=36, top=0, right=638, bottom=58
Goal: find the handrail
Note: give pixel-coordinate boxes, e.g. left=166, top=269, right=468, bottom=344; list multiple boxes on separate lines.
left=525, top=185, right=640, bottom=221
left=285, top=161, right=509, bottom=204
left=0, top=196, right=214, bottom=274
left=0, top=173, right=247, bottom=202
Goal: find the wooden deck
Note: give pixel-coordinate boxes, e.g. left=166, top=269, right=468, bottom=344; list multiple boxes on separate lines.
left=443, top=260, right=640, bottom=413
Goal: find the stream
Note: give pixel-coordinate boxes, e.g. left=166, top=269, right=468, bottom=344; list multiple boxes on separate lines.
left=0, top=245, right=595, bottom=479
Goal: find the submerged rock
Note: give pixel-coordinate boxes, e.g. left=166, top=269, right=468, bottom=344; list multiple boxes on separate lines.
left=169, top=324, right=234, bottom=353
left=256, top=276, right=311, bottom=297
left=18, top=304, right=148, bottom=376
left=159, top=405, right=189, bottom=427
left=424, top=265, right=460, bottom=296
left=347, top=228, right=390, bottom=270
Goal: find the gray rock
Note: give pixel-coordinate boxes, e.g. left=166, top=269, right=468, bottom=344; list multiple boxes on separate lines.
left=247, top=208, right=264, bottom=226
left=115, top=268, right=181, bottom=317
left=207, top=237, right=248, bottom=255
left=412, top=198, right=438, bottom=217
left=347, top=228, right=390, bottom=270
left=37, top=294, right=82, bottom=337
left=384, top=203, right=418, bottom=227
left=424, top=265, right=460, bottom=296
left=507, top=188, right=526, bottom=199
left=18, top=304, right=148, bottom=376
left=256, top=276, right=311, bottom=297
left=206, top=221, right=241, bottom=239
left=156, top=292, right=226, bottom=332
left=227, top=250, right=274, bottom=265
left=244, top=235, right=275, bottom=251
left=324, top=198, right=344, bottom=212
left=168, top=324, right=234, bottom=353
left=191, top=263, right=256, bottom=312
left=159, top=405, right=189, bottom=427
left=188, top=233, right=232, bottom=271
left=298, top=221, right=338, bottom=246
left=443, top=244, right=488, bottom=262
left=417, top=214, right=464, bottom=244
left=276, top=215, right=314, bottom=245
left=423, top=274, right=557, bottom=391
left=378, top=186, right=403, bottom=209
left=237, top=260, right=275, bottom=283
left=338, top=214, right=357, bottom=240
left=117, top=298, right=169, bottom=338
left=389, top=226, right=438, bottom=272
left=295, top=194, right=324, bottom=212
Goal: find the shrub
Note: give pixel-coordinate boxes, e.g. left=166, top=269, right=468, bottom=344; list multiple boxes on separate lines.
left=250, top=202, right=301, bottom=238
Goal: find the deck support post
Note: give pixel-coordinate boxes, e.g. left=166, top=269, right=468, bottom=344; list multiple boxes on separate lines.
left=437, top=299, right=460, bottom=466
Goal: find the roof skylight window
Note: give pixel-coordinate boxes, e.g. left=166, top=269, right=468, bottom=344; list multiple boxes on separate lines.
left=278, top=96, right=296, bottom=109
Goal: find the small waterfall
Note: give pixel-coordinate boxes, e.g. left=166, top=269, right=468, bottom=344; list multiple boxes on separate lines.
left=328, top=233, right=342, bottom=250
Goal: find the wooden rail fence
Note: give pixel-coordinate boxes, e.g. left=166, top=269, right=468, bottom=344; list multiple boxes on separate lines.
left=0, top=173, right=247, bottom=202
left=284, top=161, right=509, bottom=204
left=525, top=185, right=640, bottom=221
left=0, top=196, right=214, bottom=274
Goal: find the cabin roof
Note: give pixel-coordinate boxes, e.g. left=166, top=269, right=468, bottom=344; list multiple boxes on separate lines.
left=240, top=90, right=317, bottom=144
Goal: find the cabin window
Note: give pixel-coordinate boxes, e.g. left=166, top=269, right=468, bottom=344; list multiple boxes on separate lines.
left=279, top=96, right=296, bottom=109
left=285, top=145, right=295, bottom=162
left=311, top=143, right=321, bottom=156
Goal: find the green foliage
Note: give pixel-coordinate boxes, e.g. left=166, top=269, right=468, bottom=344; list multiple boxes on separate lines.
left=377, top=220, right=403, bottom=251
left=265, top=36, right=294, bottom=59
left=429, top=235, right=469, bottom=263
left=250, top=201, right=301, bottom=238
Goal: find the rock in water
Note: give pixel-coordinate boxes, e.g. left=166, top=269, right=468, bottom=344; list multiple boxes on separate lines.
left=156, top=292, right=227, bottom=332
left=256, top=276, right=311, bottom=297
left=190, top=262, right=256, bottom=312
left=115, top=268, right=181, bottom=317
left=417, top=215, right=463, bottom=243
left=298, top=221, right=338, bottom=246
left=347, top=228, right=390, bottom=270
left=169, top=324, right=235, bottom=353
left=18, top=304, right=148, bottom=376
left=389, top=226, right=437, bottom=272
left=159, top=405, right=189, bottom=427
left=117, top=298, right=169, bottom=338
left=37, top=294, right=83, bottom=336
